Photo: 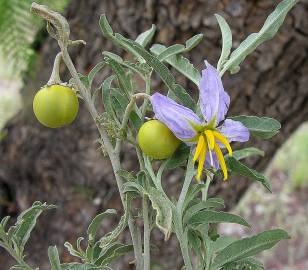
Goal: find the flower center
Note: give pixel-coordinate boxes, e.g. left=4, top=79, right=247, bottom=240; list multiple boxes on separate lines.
left=193, top=129, right=233, bottom=181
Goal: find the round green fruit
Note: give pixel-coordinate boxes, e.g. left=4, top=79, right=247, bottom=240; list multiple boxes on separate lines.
left=33, top=84, right=79, bottom=128
left=137, top=120, right=180, bottom=159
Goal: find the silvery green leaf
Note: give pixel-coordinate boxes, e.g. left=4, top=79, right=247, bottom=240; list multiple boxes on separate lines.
left=224, top=258, right=265, bottom=270
left=147, top=187, right=173, bottom=240
left=99, top=196, right=130, bottom=249
left=99, top=15, right=144, bottom=63
left=61, top=263, right=103, bottom=270
left=211, top=229, right=289, bottom=269
left=117, top=36, right=195, bottom=109
left=221, top=0, right=299, bottom=75
left=99, top=244, right=134, bottom=266
left=88, top=62, right=105, bottom=88
left=183, top=198, right=225, bottom=225
left=184, top=34, right=204, bottom=52
left=116, top=169, right=136, bottom=182
left=156, top=34, right=203, bottom=61
left=188, top=210, right=250, bottom=227
left=215, top=14, right=232, bottom=71
left=106, top=58, right=133, bottom=96
left=157, top=44, right=185, bottom=61
left=103, top=51, right=151, bottom=78
left=14, top=202, right=56, bottom=253
left=230, top=115, right=281, bottom=139
left=64, top=242, right=83, bottom=259
left=48, top=246, right=61, bottom=270
left=87, top=209, right=117, bottom=244
left=226, top=156, right=272, bottom=192
left=101, top=76, right=119, bottom=124
left=0, top=216, right=10, bottom=230
left=150, top=44, right=201, bottom=86
left=211, top=236, right=236, bottom=254
left=231, top=147, right=265, bottom=161
left=135, top=24, right=156, bottom=47
left=182, top=183, right=206, bottom=211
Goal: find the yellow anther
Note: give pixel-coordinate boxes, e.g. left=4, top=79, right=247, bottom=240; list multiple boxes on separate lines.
left=213, top=131, right=233, bottom=156
left=196, top=142, right=207, bottom=181
left=193, top=135, right=205, bottom=162
left=204, top=130, right=215, bottom=150
left=213, top=142, right=228, bottom=181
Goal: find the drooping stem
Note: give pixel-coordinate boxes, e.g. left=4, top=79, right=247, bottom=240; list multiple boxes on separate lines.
left=142, top=196, right=151, bottom=270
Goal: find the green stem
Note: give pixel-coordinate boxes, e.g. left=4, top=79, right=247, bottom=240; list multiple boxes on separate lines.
left=2, top=243, right=33, bottom=270
left=202, top=173, right=212, bottom=202
left=62, top=47, right=143, bottom=270
left=173, top=217, right=194, bottom=270
left=142, top=196, right=151, bottom=270
left=177, top=153, right=195, bottom=212
left=141, top=74, right=152, bottom=119
left=47, top=52, right=62, bottom=85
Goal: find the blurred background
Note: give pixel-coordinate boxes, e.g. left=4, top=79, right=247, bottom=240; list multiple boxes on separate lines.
left=0, top=0, right=307, bottom=269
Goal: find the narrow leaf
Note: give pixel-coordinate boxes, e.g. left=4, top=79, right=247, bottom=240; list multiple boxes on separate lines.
left=226, top=156, right=271, bottom=192
left=230, top=115, right=281, bottom=139
left=117, top=35, right=195, bottom=109
left=150, top=44, right=201, bottom=86
left=189, top=210, right=250, bottom=227
left=215, top=14, right=232, bottom=71
left=135, top=24, right=156, bottom=47
left=211, top=229, right=289, bottom=269
left=88, top=62, right=105, bottom=87
left=157, top=44, right=185, bottom=61
left=221, top=0, right=299, bottom=75
left=14, top=202, right=55, bottom=252
left=87, top=209, right=117, bottom=243
left=48, top=246, right=61, bottom=270
left=232, top=147, right=265, bottom=161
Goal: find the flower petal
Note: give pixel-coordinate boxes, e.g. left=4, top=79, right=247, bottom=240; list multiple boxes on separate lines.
left=151, top=93, right=201, bottom=141
left=199, top=62, right=230, bottom=125
left=219, top=119, right=250, bottom=143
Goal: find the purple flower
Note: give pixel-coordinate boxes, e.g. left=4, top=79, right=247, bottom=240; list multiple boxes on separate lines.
left=151, top=62, right=249, bottom=181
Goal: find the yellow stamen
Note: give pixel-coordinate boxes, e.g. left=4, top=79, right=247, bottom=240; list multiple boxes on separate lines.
left=196, top=138, right=207, bottom=181
left=213, top=131, right=233, bottom=156
left=193, top=135, right=205, bottom=162
left=204, top=130, right=215, bottom=150
left=213, top=142, right=228, bottom=181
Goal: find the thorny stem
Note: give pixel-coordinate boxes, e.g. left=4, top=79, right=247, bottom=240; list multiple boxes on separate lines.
left=30, top=3, right=143, bottom=270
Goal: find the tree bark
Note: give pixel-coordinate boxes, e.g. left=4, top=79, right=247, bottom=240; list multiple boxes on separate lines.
left=1, top=0, right=308, bottom=269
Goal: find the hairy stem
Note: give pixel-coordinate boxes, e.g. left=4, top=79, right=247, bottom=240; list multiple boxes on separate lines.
left=47, top=52, right=62, bottom=85
left=202, top=173, right=213, bottom=202
left=30, top=4, right=144, bottom=269
left=142, top=196, right=151, bottom=270
left=177, top=153, right=195, bottom=212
